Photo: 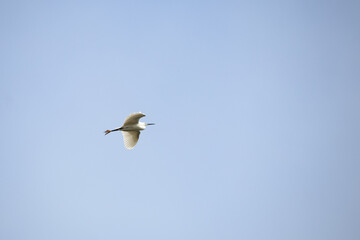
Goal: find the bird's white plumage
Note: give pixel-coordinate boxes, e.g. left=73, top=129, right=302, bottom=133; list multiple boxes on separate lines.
left=122, top=131, right=140, bottom=150
left=123, top=112, right=145, bottom=126
left=105, top=112, right=152, bottom=150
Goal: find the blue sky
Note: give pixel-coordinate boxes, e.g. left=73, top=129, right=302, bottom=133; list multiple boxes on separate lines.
left=1, top=1, right=359, bottom=239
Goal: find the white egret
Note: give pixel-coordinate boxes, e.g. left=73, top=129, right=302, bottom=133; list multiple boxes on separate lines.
left=104, top=112, right=154, bottom=150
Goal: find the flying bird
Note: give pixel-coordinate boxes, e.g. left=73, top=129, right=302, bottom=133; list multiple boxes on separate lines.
left=104, top=112, right=154, bottom=150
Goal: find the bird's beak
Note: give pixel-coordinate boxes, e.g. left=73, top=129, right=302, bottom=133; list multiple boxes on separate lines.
left=147, top=123, right=155, bottom=125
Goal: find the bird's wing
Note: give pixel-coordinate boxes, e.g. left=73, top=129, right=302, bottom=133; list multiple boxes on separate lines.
left=123, top=112, right=146, bottom=126
left=122, top=131, right=140, bottom=149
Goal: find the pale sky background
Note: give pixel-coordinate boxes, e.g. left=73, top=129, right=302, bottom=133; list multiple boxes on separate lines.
left=1, top=1, right=360, bottom=239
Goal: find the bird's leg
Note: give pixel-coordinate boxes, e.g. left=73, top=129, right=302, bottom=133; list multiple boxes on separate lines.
left=104, top=127, right=122, bottom=135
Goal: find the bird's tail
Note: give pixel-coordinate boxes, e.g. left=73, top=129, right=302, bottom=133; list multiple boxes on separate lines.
left=104, top=130, right=111, bottom=135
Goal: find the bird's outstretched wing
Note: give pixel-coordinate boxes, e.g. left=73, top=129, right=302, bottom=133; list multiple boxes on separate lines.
left=122, top=131, right=140, bottom=149
left=123, top=112, right=146, bottom=126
